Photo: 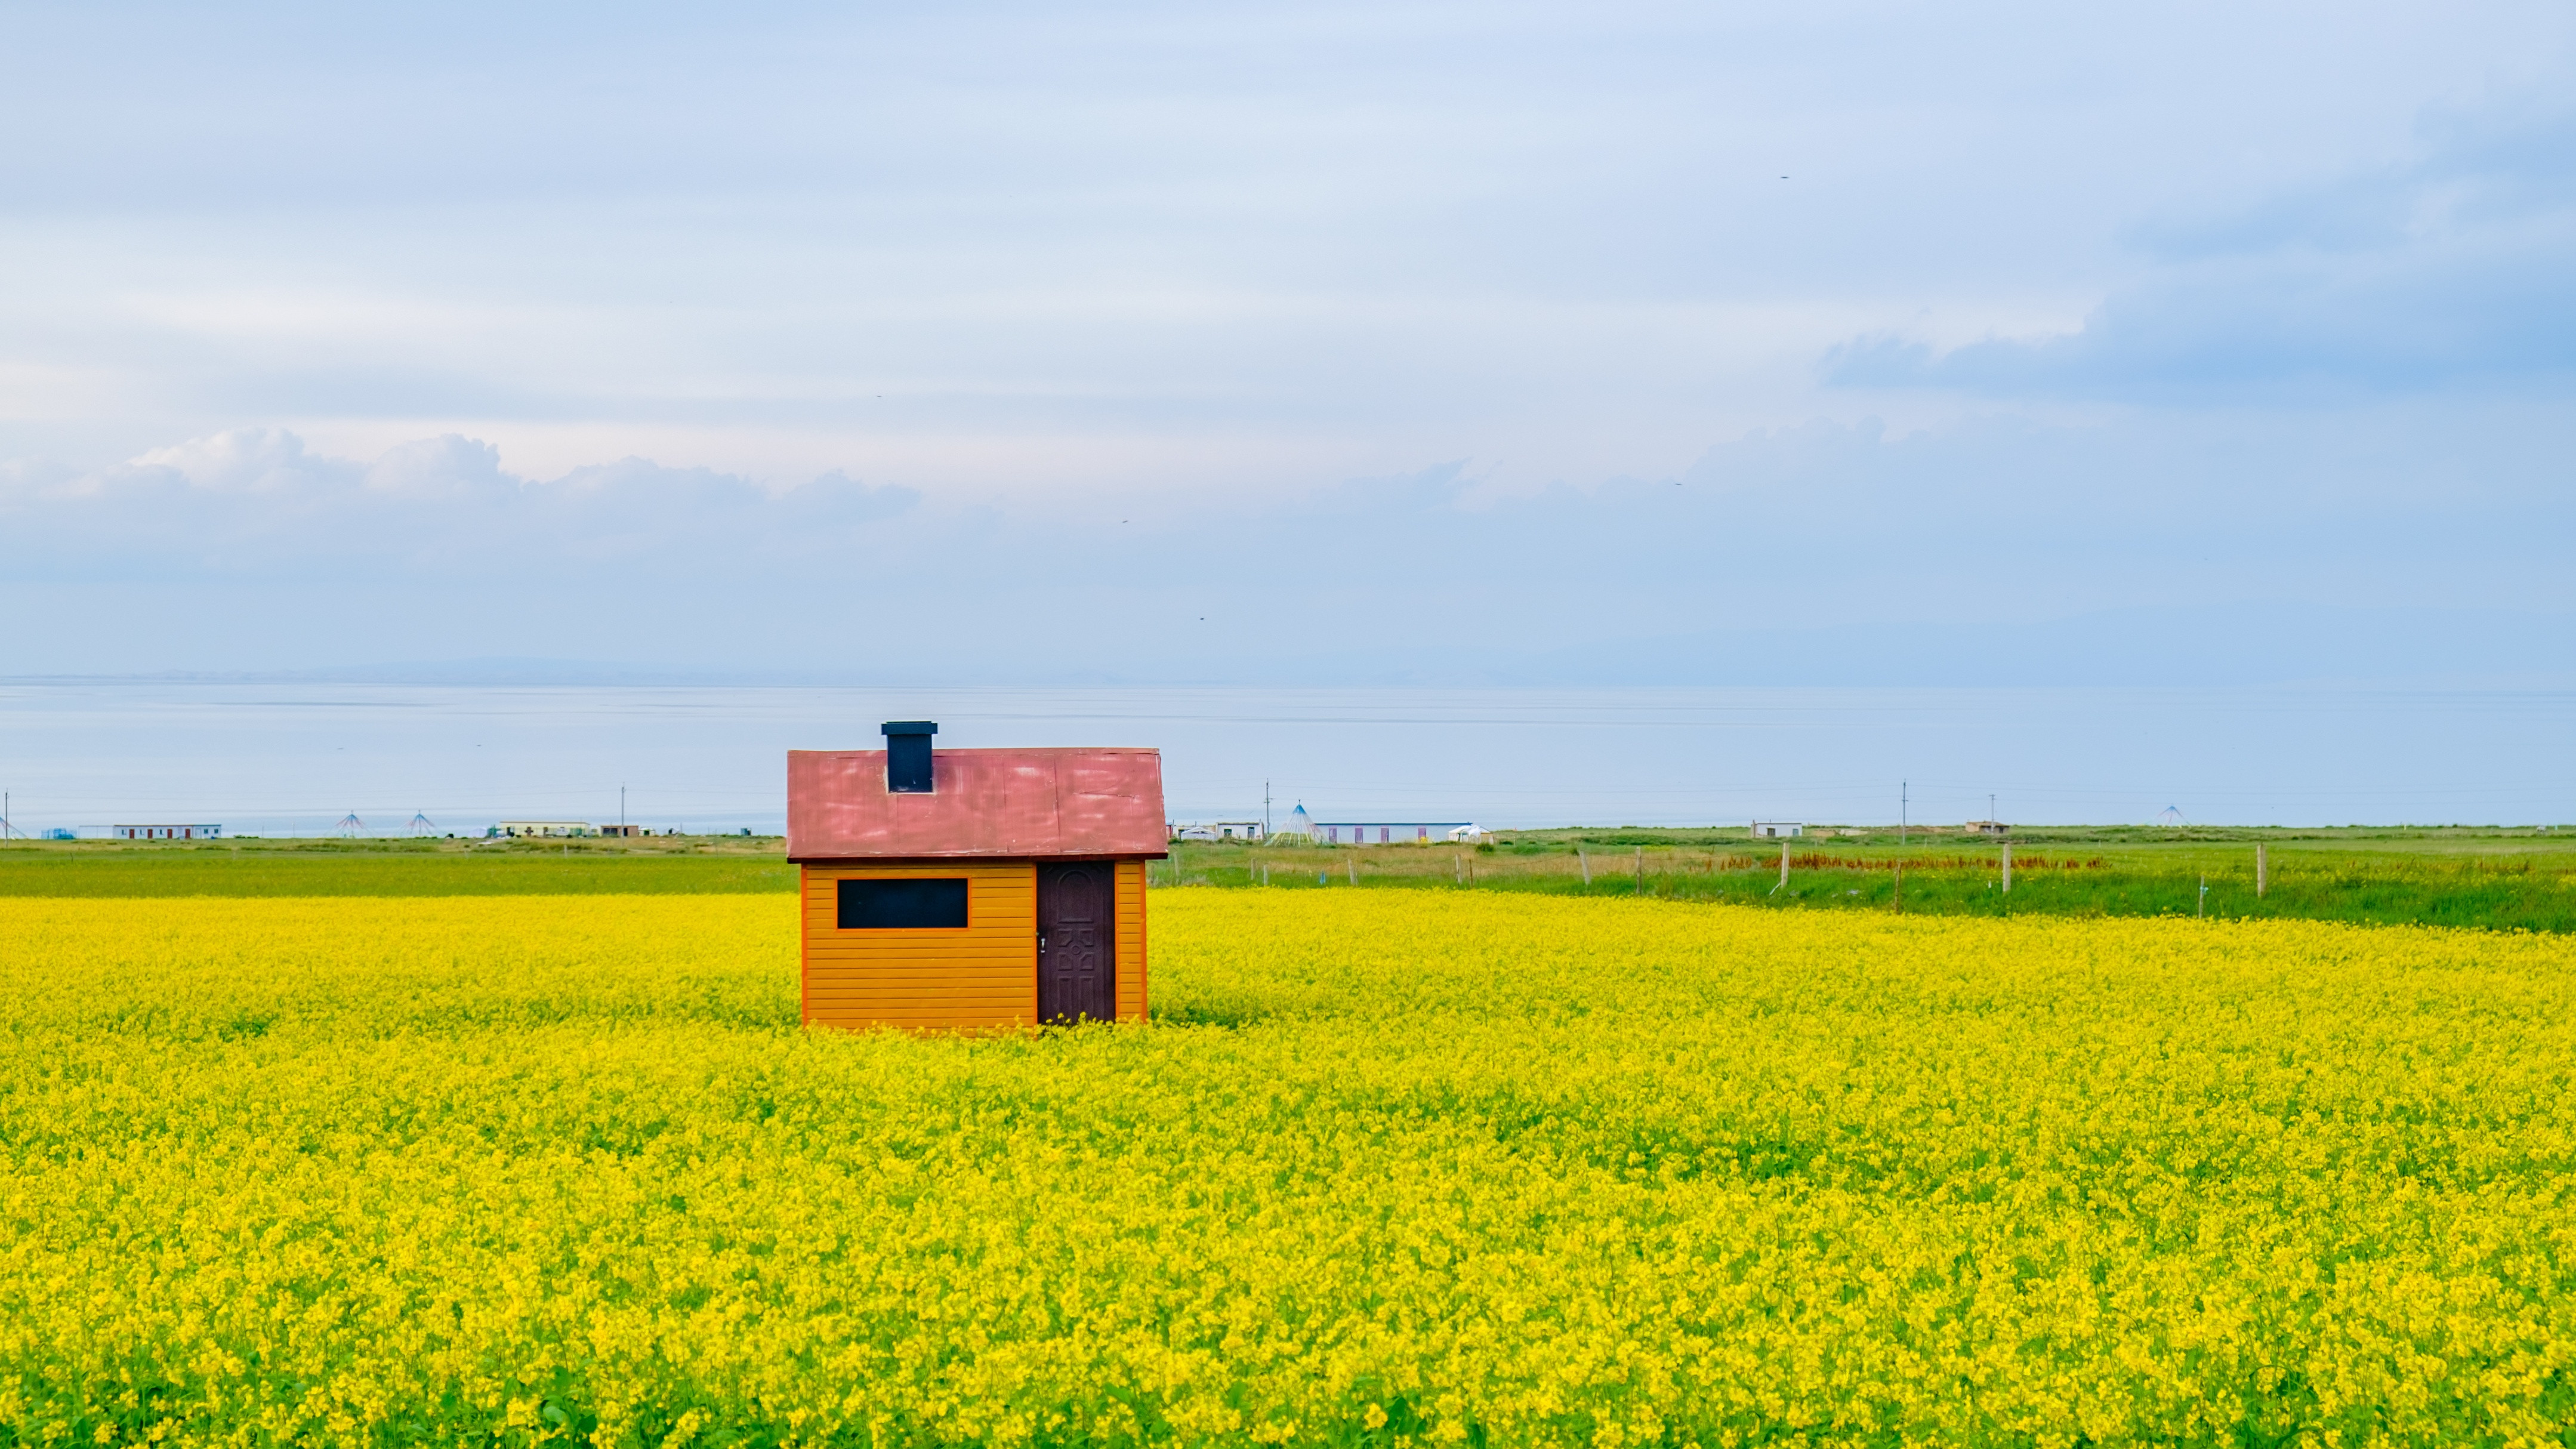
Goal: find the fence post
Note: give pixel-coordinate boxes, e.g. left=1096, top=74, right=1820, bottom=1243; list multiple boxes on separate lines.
left=1348, top=857, right=1358, bottom=886
left=2002, top=842, right=2012, bottom=893
left=2256, top=844, right=2267, bottom=898
left=1454, top=853, right=1464, bottom=885
left=1893, top=862, right=1902, bottom=914
left=1635, top=846, right=1645, bottom=892
left=1779, top=841, right=1790, bottom=890
left=1579, top=847, right=1590, bottom=885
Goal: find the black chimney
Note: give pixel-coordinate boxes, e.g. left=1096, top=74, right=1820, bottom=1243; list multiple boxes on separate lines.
left=883, top=721, right=937, bottom=793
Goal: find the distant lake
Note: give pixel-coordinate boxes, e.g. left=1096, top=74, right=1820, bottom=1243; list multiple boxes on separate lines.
left=1, top=681, right=2568, bottom=835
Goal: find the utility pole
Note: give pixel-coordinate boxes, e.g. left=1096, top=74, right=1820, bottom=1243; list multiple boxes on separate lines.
left=620, top=785, right=627, bottom=832
left=1263, top=781, right=1271, bottom=840
left=1899, top=781, right=1906, bottom=846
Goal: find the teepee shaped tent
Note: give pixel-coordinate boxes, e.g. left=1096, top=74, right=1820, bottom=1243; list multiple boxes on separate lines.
left=2154, top=806, right=2186, bottom=827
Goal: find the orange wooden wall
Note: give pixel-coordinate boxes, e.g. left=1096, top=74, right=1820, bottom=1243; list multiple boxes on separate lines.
left=1114, top=858, right=1147, bottom=1022
left=799, top=859, right=1148, bottom=1029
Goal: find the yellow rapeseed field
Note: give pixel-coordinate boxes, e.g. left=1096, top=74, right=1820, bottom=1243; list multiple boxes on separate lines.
left=2, top=890, right=2572, bottom=1446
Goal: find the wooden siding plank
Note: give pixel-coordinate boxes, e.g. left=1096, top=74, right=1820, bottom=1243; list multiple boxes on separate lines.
left=801, top=944, right=1035, bottom=955
left=805, top=1001, right=1034, bottom=1010
left=803, top=997, right=1032, bottom=1006
left=804, top=972, right=1030, bottom=981
left=804, top=1016, right=1035, bottom=1029
left=804, top=959, right=1032, bottom=968
left=804, top=991, right=1032, bottom=1000
left=804, top=994, right=1032, bottom=1003
left=803, top=970, right=1031, bottom=982
left=810, top=990, right=1032, bottom=999
left=804, top=1003, right=1034, bottom=1011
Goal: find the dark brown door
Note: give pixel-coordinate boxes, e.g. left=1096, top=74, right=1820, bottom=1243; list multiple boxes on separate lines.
left=1036, top=861, right=1116, bottom=1023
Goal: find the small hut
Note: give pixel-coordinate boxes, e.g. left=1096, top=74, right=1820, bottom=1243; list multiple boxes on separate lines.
left=786, top=722, right=1167, bottom=1029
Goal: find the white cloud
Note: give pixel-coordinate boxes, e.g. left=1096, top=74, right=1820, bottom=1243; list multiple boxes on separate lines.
left=128, top=428, right=357, bottom=494
left=360, top=434, right=514, bottom=498
left=7, top=431, right=921, bottom=580
left=1827, top=102, right=2576, bottom=399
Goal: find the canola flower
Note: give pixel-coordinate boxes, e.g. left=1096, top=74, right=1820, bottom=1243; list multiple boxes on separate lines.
left=1, top=891, right=2572, bottom=1445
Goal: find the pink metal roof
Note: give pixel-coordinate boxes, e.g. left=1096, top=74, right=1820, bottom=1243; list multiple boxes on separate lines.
left=787, top=747, right=1168, bottom=861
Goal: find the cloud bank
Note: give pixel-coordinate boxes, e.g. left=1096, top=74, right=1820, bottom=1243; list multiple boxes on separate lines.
left=1829, top=104, right=2576, bottom=399
left=8, top=414, right=2569, bottom=687
left=14, top=430, right=920, bottom=580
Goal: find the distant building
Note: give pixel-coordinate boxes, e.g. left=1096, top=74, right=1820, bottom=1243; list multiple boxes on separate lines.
left=1212, top=820, right=1264, bottom=840
left=1310, top=821, right=1480, bottom=845
left=599, top=825, right=644, bottom=838
left=113, top=824, right=221, bottom=840
left=1750, top=821, right=1803, bottom=838
left=1966, top=819, right=2010, bottom=836
left=494, top=821, right=595, bottom=838
left=1173, top=825, right=1220, bottom=841
left=42, top=828, right=77, bottom=840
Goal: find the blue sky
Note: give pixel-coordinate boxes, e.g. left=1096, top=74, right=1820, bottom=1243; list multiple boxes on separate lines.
left=3, top=0, right=2571, bottom=683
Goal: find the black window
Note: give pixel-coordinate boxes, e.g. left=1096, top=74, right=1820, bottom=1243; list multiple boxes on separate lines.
left=837, top=877, right=969, bottom=929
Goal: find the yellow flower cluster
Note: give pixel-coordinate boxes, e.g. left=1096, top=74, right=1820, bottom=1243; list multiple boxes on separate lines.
left=2, top=892, right=2572, bottom=1445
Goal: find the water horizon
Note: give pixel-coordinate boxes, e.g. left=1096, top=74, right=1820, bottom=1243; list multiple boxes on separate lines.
left=2, top=679, right=2569, bottom=838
